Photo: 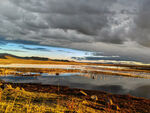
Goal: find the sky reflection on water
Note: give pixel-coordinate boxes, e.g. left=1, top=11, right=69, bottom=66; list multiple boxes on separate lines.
left=0, top=73, right=150, bottom=98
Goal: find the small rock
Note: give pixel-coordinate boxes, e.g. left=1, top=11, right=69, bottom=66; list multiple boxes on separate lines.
left=91, top=95, right=98, bottom=101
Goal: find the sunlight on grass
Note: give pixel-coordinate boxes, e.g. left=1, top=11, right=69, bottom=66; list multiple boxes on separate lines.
left=0, top=84, right=68, bottom=113
left=0, top=83, right=109, bottom=113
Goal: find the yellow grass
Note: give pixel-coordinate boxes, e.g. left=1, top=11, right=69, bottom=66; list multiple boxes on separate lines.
left=0, top=56, right=87, bottom=65
left=0, top=84, right=115, bottom=113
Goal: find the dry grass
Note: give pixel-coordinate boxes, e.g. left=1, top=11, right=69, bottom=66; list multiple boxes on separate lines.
left=0, top=56, right=87, bottom=65
left=0, top=82, right=149, bottom=113
left=88, top=67, right=150, bottom=73
left=1, top=55, right=150, bottom=70
left=0, top=83, right=115, bottom=113
left=0, top=84, right=68, bottom=113
left=0, top=68, right=81, bottom=77
left=82, top=70, right=148, bottom=79
left=1, top=66, right=150, bottom=79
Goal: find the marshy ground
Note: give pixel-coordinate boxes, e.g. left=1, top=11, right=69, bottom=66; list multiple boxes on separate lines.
left=0, top=64, right=150, bottom=112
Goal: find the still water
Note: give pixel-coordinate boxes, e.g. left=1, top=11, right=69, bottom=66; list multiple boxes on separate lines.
left=0, top=73, right=150, bottom=99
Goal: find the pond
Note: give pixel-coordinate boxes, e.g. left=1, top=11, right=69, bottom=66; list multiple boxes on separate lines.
left=0, top=73, right=150, bottom=99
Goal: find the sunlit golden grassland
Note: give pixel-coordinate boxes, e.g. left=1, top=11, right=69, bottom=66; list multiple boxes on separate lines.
left=0, top=56, right=86, bottom=65
left=0, top=83, right=113, bottom=113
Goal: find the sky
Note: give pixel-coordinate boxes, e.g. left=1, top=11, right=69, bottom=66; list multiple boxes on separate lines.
left=0, top=0, right=150, bottom=64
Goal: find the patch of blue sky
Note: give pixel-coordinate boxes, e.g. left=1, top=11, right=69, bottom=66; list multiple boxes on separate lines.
left=0, top=42, right=91, bottom=60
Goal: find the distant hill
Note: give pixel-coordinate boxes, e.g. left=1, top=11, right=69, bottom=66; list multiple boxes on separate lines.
left=0, top=53, right=50, bottom=61
left=0, top=53, right=75, bottom=64
left=0, top=53, right=15, bottom=59
left=0, top=53, right=149, bottom=68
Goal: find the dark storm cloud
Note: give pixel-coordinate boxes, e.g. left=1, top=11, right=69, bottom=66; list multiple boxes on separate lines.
left=57, top=50, right=73, bottom=53
left=129, top=0, right=150, bottom=47
left=21, top=46, right=50, bottom=52
left=92, top=52, right=103, bottom=56
left=11, top=0, right=116, bottom=14
left=0, top=0, right=150, bottom=63
left=0, top=48, right=26, bottom=52
left=0, top=37, right=7, bottom=45
left=1, top=0, right=117, bottom=44
left=85, top=56, right=135, bottom=61
left=72, top=56, right=136, bottom=62
left=0, top=41, right=6, bottom=45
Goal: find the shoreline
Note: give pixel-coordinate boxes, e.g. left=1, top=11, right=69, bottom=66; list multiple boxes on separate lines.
left=1, top=65, right=150, bottom=79
left=1, top=82, right=150, bottom=112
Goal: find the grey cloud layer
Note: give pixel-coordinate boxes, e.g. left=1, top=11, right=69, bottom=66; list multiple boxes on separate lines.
left=0, top=0, right=150, bottom=62
left=0, top=0, right=118, bottom=45
left=129, top=0, right=150, bottom=47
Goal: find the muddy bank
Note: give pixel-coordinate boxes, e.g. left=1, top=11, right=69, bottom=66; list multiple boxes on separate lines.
left=1, top=82, right=150, bottom=113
